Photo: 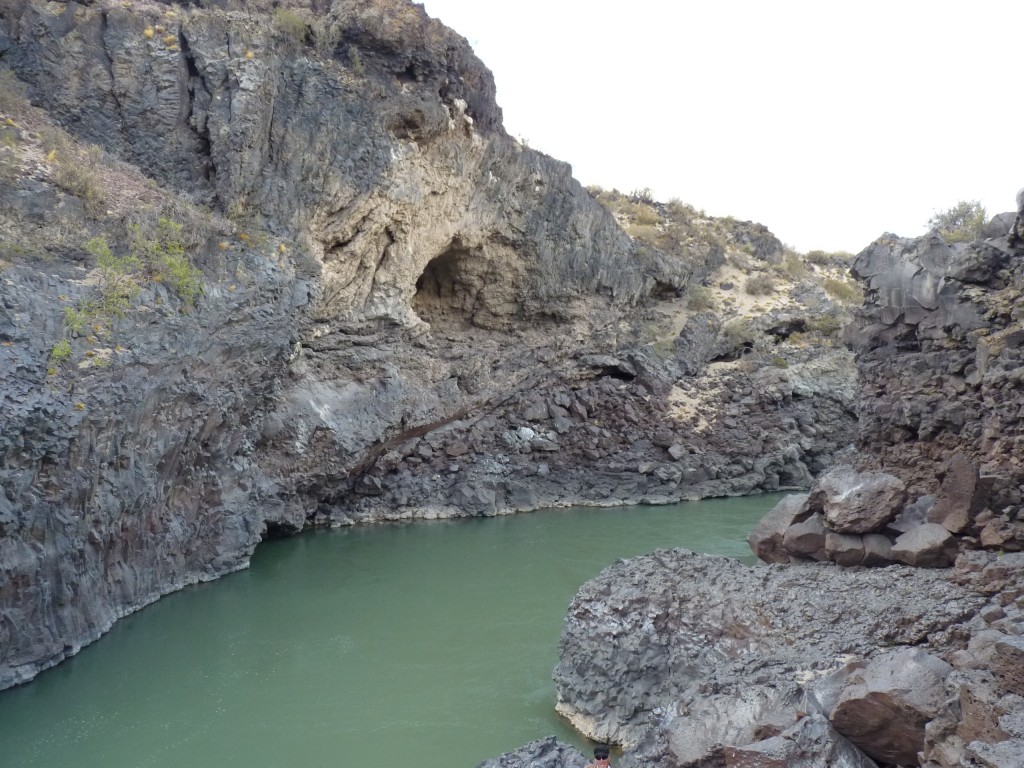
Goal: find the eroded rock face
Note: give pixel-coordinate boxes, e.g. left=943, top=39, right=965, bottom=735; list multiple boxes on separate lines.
left=552, top=549, right=981, bottom=755
left=0, top=0, right=860, bottom=689
left=845, top=228, right=1024, bottom=537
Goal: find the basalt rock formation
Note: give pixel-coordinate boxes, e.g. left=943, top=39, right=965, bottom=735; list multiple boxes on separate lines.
left=0, top=0, right=856, bottom=690
left=745, top=212, right=1024, bottom=571
left=547, top=222, right=1024, bottom=768
left=846, top=224, right=1024, bottom=539
left=550, top=548, right=1024, bottom=768
left=474, top=736, right=587, bottom=768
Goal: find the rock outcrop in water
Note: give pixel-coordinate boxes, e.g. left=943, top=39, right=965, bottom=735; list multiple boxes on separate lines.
left=550, top=548, right=1024, bottom=768
left=474, top=736, right=587, bottom=768
left=0, top=0, right=856, bottom=689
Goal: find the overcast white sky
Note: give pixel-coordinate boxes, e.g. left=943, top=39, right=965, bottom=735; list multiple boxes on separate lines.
left=420, top=0, right=1023, bottom=254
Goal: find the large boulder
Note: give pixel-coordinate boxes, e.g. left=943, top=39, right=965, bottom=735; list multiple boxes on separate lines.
left=782, top=513, right=828, bottom=560
left=860, top=533, right=894, bottom=567
left=927, top=453, right=991, bottom=534
left=829, top=648, right=953, bottom=765
left=722, top=714, right=879, bottom=768
left=747, top=493, right=811, bottom=563
left=892, top=524, right=959, bottom=568
left=825, top=532, right=865, bottom=567
left=810, top=466, right=907, bottom=534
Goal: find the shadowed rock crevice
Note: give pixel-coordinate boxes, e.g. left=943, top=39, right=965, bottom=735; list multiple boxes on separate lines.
left=179, top=29, right=215, bottom=184
left=412, top=240, right=516, bottom=330
left=260, top=519, right=301, bottom=541
left=412, top=244, right=474, bottom=327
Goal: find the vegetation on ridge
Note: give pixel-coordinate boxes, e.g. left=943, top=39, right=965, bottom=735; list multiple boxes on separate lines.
left=928, top=200, right=987, bottom=243
left=588, top=184, right=863, bottom=370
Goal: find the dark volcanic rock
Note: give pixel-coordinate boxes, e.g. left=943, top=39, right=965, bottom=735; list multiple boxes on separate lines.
left=928, top=452, right=992, bottom=534
left=845, top=226, right=1024, bottom=528
left=0, top=0, right=655, bottom=688
left=829, top=648, right=952, bottom=765
left=891, top=523, right=959, bottom=568
left=782, top=512, right=828, bottom=560
left=552, top=549, right=981, bottom=752
left=474, top=737, right=587, bottom=768
left=810, top=465, right=907, bottom=534
left=546, top=548, right=1024, bottom=768
left=0, top=0, right=858, bottom=691
left=721, top=714, right=878, bottom=768
left=747, top=492, right=811, bottom=564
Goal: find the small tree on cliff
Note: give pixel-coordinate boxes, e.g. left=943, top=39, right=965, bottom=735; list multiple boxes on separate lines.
left=927, top=200, right=987, bottom=243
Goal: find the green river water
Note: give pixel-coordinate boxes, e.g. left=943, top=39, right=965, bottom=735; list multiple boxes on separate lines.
left=0, top=495, right=782, bottom=768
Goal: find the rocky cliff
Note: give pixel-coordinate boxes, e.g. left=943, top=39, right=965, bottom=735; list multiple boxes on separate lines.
left=537, top=221, right=1024, bottom=767
left=846, top=225, right=1024, bottom=549
left=0, top=0, right=856, bottom=689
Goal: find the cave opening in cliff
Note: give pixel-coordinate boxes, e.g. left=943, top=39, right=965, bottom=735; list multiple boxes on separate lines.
left=260, top=520, right=301, bottom=541
left=412, top=243, right=480, bottom=328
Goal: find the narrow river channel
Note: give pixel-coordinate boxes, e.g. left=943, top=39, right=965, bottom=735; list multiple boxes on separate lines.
left=0, top=495, right=783, bottom=767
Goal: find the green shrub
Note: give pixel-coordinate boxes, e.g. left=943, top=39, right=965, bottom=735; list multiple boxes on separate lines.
left=54, top=144, right=107, bottom=218
left=312, top=18, right=341, bottom=58
left=85, top=235, right=141, bottom=317
left=928, top=200, right=986, bottom=243
left=721, top=317, right=757, bottom=349
left=630, top=202, right=661, bottom=226
left=63, top=306, right=90, bottom=336
left=686, top=285, right=716, bottom=310
left=273, top=8, right=308, bottom=47
left=805, top=314, right=844, bottom=337
left=158, top=252, right=202, bottom=307
left=823, top=277, right=863, bottom=304
left=347, top=45, right=364, bottom=75
left=627, top=223, right=660, bottom=242
left=664, top=198, right=696, bottom=223
left=777, top=251, right=806, bottom=280
left=744, top=273, right=775, bottom=296
left=129, top=217, right=203, bottom=307
left=49, top=338, right=72, bottom=365
left=629, top=187, right=655, bottom=205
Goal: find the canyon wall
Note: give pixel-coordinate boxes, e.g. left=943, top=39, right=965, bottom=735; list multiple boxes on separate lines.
left=0, top=0, right=854, bottom=689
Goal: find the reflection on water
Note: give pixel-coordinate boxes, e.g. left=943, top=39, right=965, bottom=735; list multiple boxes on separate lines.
left=0, top=495, right=782, bottom=768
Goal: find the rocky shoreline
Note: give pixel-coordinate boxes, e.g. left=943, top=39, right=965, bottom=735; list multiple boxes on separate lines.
left=484, top=215, right=1024, bottom=766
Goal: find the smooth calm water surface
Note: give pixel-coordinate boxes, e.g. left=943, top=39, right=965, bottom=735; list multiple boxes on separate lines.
left=0, top=495, right=782, bottom=768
